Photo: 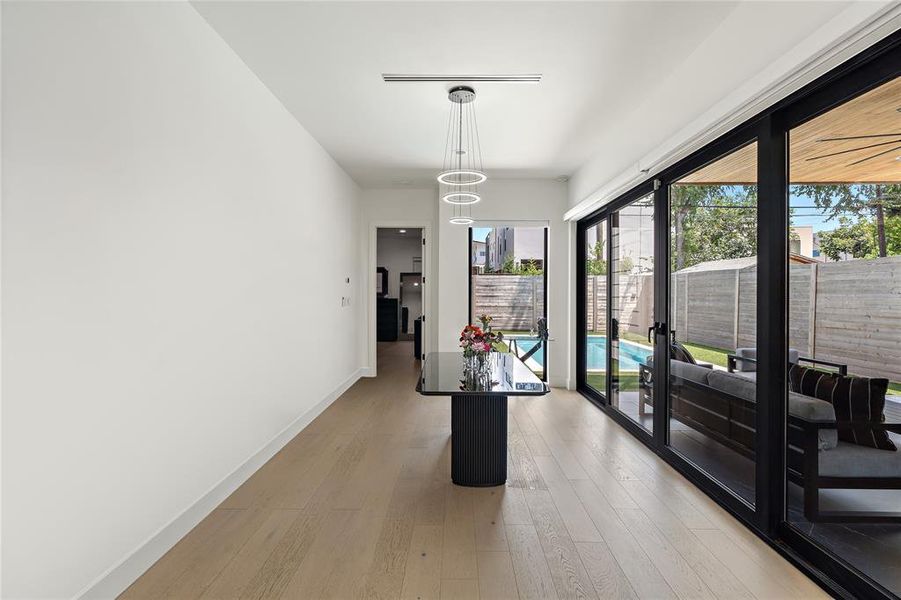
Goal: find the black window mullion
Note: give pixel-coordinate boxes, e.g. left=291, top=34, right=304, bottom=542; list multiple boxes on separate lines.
left=576, top=223, right=587, bottom=393
left=606, top=215, right=614, bottom=402
left=652, top=180, right=669, bottom=447
left=755, top=113, right=788, bottom=536
left=542, top=226, right=549, bottom=380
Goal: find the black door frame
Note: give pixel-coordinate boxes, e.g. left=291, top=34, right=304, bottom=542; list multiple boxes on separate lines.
left=577, top=183, right=658, bottom=445
left=575, top=31, right=901, bottom=600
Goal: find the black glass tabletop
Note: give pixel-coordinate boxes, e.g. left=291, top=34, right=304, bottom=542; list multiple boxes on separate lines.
left=416, top=352, right=549, bottom=396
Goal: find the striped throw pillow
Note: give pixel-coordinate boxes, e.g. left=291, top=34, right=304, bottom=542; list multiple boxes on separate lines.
left=788, top=364, right=895, bottom=451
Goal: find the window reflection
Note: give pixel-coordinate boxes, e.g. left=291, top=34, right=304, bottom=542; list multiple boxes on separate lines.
left=584, top=219, right=608, bottom=396
left=786, top=76, right=901, bottom=595
left=668, top=142, right=758, bottom=505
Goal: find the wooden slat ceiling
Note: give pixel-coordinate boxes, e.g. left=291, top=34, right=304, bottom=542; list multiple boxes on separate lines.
left=679, top=76, right=901, bottom=185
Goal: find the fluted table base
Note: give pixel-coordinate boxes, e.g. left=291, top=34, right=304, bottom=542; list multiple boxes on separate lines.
left=451, top=394, right=507, bottom=487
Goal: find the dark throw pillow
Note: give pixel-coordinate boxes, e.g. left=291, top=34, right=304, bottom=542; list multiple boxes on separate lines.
left=789, top=364, right=895, bottom=451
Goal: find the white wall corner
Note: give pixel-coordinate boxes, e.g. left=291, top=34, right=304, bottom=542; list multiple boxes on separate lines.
left=74, top=368, right=363, bottom=600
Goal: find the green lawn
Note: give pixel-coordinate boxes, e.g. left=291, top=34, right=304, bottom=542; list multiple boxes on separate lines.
left=680, top=342, right=729, bottom=368
left=586, top=373, right=640, bottom=393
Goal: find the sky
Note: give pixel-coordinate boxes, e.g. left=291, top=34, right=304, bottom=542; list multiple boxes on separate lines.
left=472, top=227, right=491, bottom=242
left=789, top=190, right=837, bottom=233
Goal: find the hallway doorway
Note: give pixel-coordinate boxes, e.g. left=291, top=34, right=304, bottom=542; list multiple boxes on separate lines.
left=376, top=227, right=424, bottom=365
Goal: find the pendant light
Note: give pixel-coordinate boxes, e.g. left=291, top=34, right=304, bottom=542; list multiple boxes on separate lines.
left=439, top=86, right=485, bottom=225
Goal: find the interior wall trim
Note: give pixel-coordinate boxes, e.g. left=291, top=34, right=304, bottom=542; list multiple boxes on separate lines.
left=74, top=368, right=365, bottom=600
left=564, top=2, right=901, bottom=222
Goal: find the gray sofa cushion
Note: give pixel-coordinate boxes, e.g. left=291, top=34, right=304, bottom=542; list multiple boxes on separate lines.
left=703, top=373, right=838, bottom=450
left=820, top=433, right=901, bottom=477
left=789, top=392, right=838, bottom=450
left=707, top=370, right=756, bottom=402
left=670, top=360, right=712, bottom=384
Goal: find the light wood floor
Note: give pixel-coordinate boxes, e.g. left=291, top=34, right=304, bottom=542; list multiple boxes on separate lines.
left=121, top=342, right=827, bottom=599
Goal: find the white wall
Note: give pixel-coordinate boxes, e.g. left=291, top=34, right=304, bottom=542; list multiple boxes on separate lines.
left=437, top=179, right=571, bottom=388
left=1, top=3, right=362, bottom=598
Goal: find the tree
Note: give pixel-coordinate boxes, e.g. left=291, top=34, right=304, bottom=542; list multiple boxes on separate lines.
left=817, top=214, right=901, bottom=261
left=517, top=259, right=543, bottom=276
left=617, top=256, right=635, bottom=273
left=585, top=241, right=607, bottom=275
left=671, top=184, right=758, bottom=270
left=791, top=184, right=901, bottom=258
left=817, top=217, right=874, bottom=261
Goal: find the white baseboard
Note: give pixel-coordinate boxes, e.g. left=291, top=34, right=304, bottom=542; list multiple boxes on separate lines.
left=76, top=368, right=364, bottom=600
left=548, top=375, right=568, bottom=389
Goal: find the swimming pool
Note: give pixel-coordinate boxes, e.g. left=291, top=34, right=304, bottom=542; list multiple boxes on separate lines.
left=512, top=335, right=652, bottom=371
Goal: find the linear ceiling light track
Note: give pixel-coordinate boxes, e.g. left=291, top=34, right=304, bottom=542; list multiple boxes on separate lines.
left=383, top=74, right=541, bottom=83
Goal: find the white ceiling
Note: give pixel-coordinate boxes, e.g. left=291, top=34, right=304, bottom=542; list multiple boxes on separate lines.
left=193, top=1, right=854, bottom=188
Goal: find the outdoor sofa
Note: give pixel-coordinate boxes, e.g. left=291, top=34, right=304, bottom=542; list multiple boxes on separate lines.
left=639, top=357, right=901, bottom=523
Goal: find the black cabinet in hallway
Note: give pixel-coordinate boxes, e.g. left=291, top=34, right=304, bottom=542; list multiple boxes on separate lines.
left=376, top=297, right=398, bottom=342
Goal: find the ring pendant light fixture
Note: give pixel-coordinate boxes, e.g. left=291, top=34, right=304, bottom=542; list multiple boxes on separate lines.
left=439, top=86, right=486, bottom=224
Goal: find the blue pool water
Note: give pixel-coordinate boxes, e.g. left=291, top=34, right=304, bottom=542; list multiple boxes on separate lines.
left=513, top=336, right=652, bottom=371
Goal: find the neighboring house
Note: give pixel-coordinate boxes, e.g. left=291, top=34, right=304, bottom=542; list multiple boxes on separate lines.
left=486, top=227, right=543, bottom=271
left=471, top=239, right=486, bottom=273
left=790, top=225, right=816, bottom=259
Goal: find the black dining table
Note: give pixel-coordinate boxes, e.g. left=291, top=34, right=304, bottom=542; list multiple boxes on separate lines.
left=416, top=352, right=550, bottom=487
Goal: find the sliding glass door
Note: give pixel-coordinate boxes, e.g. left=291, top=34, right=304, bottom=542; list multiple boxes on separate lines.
left=576, top=37, right=899, bottom=599
left=582, top=219, right=608, bottom=398
left=784, top=74, right=901, bottom=598
left=578, top=190, right=658, bottom=438
left=666, top=142, right=759, bottom=506
left=610, top=195, right=656, bottom=432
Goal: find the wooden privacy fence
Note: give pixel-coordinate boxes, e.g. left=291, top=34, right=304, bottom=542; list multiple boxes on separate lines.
left=671, top=256, right=901, bottom=381
left=586, top=274, right=653, bottom=338
left=471, top=275, right=544, bottom=331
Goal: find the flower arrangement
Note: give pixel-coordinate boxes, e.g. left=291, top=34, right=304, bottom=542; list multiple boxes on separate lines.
left=459, top=314, right=507, bottom=356
left=459, top=315, right=508, bottom=386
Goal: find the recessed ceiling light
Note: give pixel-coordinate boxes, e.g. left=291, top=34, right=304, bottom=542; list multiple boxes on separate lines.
left=399, top=229, right=407, bottom=233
